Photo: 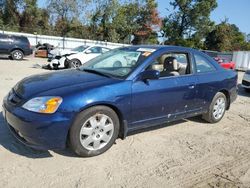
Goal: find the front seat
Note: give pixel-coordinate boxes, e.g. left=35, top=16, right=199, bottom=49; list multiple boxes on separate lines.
left=161, top=57, right=180, bottom=77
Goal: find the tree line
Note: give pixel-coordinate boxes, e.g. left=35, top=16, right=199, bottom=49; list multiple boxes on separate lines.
left=0, top=0, right=250, bottom=51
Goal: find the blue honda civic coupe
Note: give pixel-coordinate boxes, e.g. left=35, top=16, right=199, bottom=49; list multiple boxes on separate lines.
left=2, top=45, right=238, bottom=157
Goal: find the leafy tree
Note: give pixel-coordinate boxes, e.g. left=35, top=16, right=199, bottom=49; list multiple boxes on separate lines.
left=162, top=0, right=217, bottom=47
left=205, top=22, right=250, bottom=51
left=47, top=0, right=90, bottom=36
left=2, top=0, right=21, bottom=30
left=132, top=0, right=161, bottom=44
left=19, top=0, right=50, bottom=34
left=89, top=0, right=120, bottom=42
left=0, top=11, right=3, bottom=27
left=66, top=18, right=90, bottom=38
left=111, top=2, right=141, bottom=43
left=89, top=0, right=161, bottom=44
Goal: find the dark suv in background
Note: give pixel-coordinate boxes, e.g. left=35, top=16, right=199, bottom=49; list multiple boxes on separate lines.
left=0, top=33, right=33, bottom=60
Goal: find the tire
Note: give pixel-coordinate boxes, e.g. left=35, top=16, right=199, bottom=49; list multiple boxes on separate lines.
left=69, top=59, right=82, bottom=69
left=202, top=92, right=227, bottom=123
left=69, top=106, right=120, bottom=157
left=11, top=50, right=24, bottom=60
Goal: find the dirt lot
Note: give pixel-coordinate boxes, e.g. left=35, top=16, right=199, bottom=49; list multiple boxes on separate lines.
left=0, top=56, right=250, bottom=188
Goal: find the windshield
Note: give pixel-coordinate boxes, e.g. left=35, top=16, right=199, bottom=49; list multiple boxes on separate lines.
left=72, top=45, right=89, bottom=52
left=80, top=48, right=149, bottom=79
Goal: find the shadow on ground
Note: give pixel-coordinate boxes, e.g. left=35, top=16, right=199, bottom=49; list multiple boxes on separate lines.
left=0, top=111, right=53, bottom=158
left=0, top=110, right=208, bottom=158
left=237, top=84, right=250, bottom=97
left=0, top=56, right=29, bottom=61
left=128, top=116, right=207, bottom=137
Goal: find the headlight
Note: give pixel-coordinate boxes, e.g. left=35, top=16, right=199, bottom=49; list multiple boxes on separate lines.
left=22, top=96, right=63, bottom=114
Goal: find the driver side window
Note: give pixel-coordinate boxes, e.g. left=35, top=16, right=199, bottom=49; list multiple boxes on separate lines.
left=147, top=53, right=191, bottom=78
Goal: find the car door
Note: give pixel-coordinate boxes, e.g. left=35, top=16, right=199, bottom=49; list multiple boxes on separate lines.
left=130, top=51, right=199, bottom=128
left=193, top=52, right=221, bottom=110
left=0, top=34, right=12, bottom=54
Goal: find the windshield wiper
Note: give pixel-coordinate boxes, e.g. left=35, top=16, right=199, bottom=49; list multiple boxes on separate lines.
left=82, top=68, right=112, bottom=78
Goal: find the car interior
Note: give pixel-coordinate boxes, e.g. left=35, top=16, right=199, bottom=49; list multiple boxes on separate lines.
left=147, top=53, right=190, bottom=77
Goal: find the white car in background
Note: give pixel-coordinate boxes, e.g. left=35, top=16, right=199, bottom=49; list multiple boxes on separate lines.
left=48, top=45, right=88, bottom=62
left=49, top=46, right=111, bottom=69
left=242, top=70, right=250, bottom=92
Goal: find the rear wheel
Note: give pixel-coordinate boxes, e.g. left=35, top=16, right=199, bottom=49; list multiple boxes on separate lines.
left=11, top=50, right=24, bottom=60
left=69, top=106, right=120, bottom=157
left=69, top=59, right=82, bottom=69
left=202, top=92, right=227, bottom=123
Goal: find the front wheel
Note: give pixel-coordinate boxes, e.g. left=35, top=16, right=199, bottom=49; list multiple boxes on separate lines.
left=69, top=59, right=82, bottom=69
left=202, top=92, right=227, bottom=123
left=69, top=106, right=120, bottom=157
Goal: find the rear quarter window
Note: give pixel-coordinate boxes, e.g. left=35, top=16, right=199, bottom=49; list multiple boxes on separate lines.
left=194, top=53, right=216, bottom=73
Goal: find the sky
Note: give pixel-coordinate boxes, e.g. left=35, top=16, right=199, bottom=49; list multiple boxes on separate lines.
left=38, top=0, right=250, bottom=34
left=157, top=0, right=250, bottom=34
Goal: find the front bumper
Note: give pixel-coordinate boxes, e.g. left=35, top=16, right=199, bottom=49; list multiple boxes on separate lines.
left=2, top=104, right=74, bottom=150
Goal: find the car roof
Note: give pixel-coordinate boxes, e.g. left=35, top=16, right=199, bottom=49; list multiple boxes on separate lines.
left=120, top=45, right=195, bottom=52
left=88, top=45, right=111, bottom=49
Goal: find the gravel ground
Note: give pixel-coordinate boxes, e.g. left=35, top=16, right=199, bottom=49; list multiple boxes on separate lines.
left=0, top=56, right=250, bottom=188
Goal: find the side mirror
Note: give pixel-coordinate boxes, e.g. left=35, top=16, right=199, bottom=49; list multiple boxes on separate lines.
left=85, top=49, right=92, bottom=54
left=140, top=70, right=160, bottom=81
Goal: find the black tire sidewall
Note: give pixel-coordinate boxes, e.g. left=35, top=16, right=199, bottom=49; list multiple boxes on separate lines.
left=69, top=106, right=120, bottom=157
left=11, top=50, right=24, bottom=60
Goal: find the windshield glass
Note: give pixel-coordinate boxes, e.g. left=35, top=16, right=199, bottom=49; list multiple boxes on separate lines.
left=72, top=45, right=89, bottom=52
left=80, top=48, right=149, bottom=79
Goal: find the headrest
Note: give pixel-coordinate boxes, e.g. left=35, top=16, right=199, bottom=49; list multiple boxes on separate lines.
left=160, top=54, right=169, bottom=65
left=152, top=64, right=164, bottom=72
left=164, top=57, right=179, bottom=71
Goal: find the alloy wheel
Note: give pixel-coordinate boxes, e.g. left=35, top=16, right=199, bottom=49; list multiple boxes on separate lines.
left=13, top=51, right=23, bottom=60
left=79, top=114, right=114, bottom=151
left=71, top=60, right=81, bottom=68
left=213, top=97, right=226, bottom=120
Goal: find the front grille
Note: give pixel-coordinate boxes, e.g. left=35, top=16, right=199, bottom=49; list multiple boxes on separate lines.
left=8, top=90, right=22, bottom=105
left=242, top=80, right=250, bottom=87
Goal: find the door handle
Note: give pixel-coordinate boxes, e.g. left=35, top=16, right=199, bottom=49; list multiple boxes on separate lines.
left=188, top=84, right=195, bottom=89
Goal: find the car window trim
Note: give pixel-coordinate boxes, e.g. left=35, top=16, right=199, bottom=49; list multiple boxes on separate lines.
left=159, top=73, right=196, bottom=80
left=193, top=52, right=218, bottom=74
left=143, top=50, right=195, bottom=79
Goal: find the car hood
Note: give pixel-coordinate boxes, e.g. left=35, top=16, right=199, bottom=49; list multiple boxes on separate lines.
left=14, top=69, right=112, bottom=99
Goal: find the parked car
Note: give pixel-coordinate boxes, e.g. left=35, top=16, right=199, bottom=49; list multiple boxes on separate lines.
left=3, top=45, right=238, bottom=157
left=47, top=45, right=88, bottom=62
left=0, top=33, right=32, bottom=60
left=49, top=46, right=111, bottom=69
left=242, top=70, right=250, bottom=92
left=214, top=57, right=235, bottom=69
